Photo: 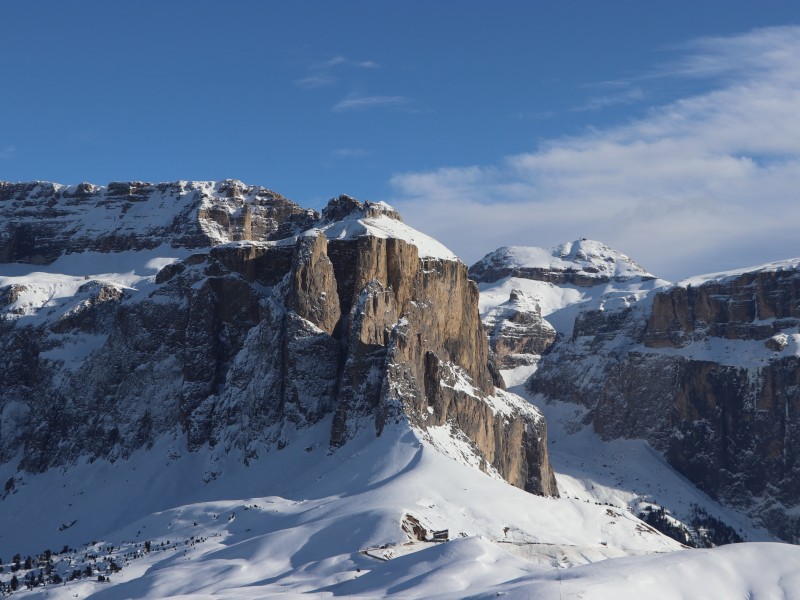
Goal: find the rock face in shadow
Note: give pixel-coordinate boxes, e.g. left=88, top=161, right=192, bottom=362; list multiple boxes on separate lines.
left=527, top=262, right=800, bottom=541
left=481, top=289, right=557, bottom=370
left=0, top=180, right=315, bottom=263
left=0, top=183, right=557, bottom=498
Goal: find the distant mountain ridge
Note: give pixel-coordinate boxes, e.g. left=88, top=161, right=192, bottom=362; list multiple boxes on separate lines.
left=473, top=240, right=800, bottom=542
left=470, top=239, right=654, bottom=286
left=0, top=180, right=315, bottom=263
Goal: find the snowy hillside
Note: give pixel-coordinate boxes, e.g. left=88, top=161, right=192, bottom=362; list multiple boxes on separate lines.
left=472, top=239, right=669, bottom=337
left=471, top=240, right=654, bottom=283
left=2, top=422, right=797, bottom=599
left=475, top=239, right=800, bottom=545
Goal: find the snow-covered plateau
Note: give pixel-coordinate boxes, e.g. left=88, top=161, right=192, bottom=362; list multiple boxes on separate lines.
left=1, top=181, right=799, bottom=598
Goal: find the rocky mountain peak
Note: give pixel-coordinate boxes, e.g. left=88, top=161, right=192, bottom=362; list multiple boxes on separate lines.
left=320, top=194, right=403, bottom=224
left=470, top=239, right=655, bottom=286
left=0, top=180, right=557, bottom=501
left=0, top=180, right=316, bottom=264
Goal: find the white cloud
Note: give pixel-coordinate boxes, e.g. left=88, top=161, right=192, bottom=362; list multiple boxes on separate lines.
left=389, top=26, right=800, bottom=281
left=314, top=55, right=348, bottom=69
left=572, top=86, right=644, bottom=112
left=312, top=56, right=379, bottom=70
left=332, top=147, right=369, bottom=159
left=294, top=74, right=336, bottom=89
left=0, top=145, right=15, bottom=160
left=333, top=93, right=414, bottom=112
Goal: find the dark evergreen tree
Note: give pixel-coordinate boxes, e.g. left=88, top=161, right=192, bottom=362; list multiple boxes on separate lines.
left=688, top=504, right=745, bottom=547
left=638, top=506, right=693, bottom=546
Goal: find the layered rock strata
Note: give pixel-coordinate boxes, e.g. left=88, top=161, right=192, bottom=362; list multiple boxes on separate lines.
left=526, top=261, right=800, bottom=540
left=0, top=181, right=557, bottom=497
left=481, top=289, right=556, bottom=369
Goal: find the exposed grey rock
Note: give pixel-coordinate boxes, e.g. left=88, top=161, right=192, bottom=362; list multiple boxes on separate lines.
left=482, top=289, right=557, bottom=370
left=0, top=180, right=314, bottom=263
left=0, top=182, right=558, bottom=499
left=527, top=262, right=800, bottom=541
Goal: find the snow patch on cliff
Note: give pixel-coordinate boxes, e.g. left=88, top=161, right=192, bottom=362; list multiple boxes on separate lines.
left=321, top=213, right=457, bottom=261
left=680, top=256, right=800, bottom=288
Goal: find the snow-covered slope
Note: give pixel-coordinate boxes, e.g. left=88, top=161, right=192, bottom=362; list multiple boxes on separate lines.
left=471, top=240, right=653, bottom=283
left=472, top=239, right=669, bottom=337
left=320, top=207, right=457, bottom=261
left=474, top=240, right=800, bottom=544
left=2, top=422, right=796, bottom=599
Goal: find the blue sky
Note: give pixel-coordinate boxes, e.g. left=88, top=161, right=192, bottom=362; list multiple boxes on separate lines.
left=2, top=1, right=799, bottom=279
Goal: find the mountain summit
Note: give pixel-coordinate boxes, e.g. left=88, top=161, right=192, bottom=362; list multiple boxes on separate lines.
left=469, top=239, right=654, bottom=286
left=0, top=180, right=555, bottom=497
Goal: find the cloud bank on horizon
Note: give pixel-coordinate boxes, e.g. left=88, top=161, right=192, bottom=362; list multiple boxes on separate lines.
left=389, top=26, right=800, bottom=281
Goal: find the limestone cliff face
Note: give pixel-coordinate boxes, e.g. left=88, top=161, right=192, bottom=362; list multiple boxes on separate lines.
left=527, top=261, right=800, bottom=541
left=481, top=289, right=557, bottom=370
left=0, top=183, right=557, bottom=498
left=0, top=180, right=314, bottom=263
left=643, top=268, right=800, bottom=347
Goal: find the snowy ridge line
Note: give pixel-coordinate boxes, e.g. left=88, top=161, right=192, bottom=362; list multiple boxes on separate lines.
left=471, top=239, right=656, bottom=282
left=678, top=256, right=800, bottom=288
left=0, top=422, right=692, bottom=598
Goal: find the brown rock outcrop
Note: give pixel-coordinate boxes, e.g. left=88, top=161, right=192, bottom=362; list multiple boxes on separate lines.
left=529, top=262, right=800, bottom=540
left=482, top=289, right=557, bottom=370
left=0, top=185, right=558, bottom=499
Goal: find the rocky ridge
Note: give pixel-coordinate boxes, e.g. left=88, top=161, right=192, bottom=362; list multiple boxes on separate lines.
left=472, top=243, right=800, bottom=542
left=0, top=181, right=556, bottom=497
left=470, top=240, right=654, bottom=286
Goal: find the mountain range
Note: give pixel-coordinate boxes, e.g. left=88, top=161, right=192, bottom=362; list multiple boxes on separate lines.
left=1, top=180, right=798, bottom=599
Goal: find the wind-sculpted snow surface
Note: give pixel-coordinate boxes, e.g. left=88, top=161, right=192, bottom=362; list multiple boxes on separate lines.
left=1, top=423, right=795, bottom=600
left=0, top=424, right=685, bottom=599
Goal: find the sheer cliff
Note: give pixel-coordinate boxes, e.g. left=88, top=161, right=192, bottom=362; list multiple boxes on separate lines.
left=472, top=242, right=800, bottom=542
left=0, top=180, right=557, bottom=497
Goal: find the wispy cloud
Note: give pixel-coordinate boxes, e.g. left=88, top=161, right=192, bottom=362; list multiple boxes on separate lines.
left=572, top=86, right=644, bottom=112
left=332, top=147, right=369, bottom=159
left=390, top=26, right=800, bottom=280
left=311, top=56, right=380, bottom=71
left=296, top=55, right=380, bottom=91
left=294, top=74, right=337, bottom=89
left=0, top=145, right=15, bottom=160
left=333, top=93, right=415, bottom=112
